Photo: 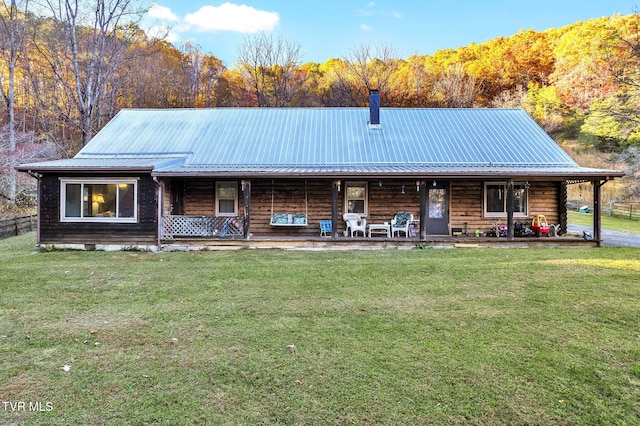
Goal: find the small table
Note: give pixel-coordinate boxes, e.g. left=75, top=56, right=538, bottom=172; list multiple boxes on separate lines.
left=368, top=223, right=390, bottom=238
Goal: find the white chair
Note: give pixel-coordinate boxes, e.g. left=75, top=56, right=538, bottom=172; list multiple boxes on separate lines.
left=391, top=211, right=414, bottom=238
left=343, top=213, right=367, bottom=237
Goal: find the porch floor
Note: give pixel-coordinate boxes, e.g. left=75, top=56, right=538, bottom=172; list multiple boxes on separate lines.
left=161, top=234, right=596, bottom=251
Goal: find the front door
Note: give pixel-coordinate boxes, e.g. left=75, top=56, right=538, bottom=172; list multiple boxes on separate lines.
left=426, top=182, right=449, bottom=235
left=169, top=181, right=184, bottom=215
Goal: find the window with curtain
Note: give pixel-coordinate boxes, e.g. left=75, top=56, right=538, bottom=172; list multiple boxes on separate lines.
left=60, top=179, right=137, bottom=222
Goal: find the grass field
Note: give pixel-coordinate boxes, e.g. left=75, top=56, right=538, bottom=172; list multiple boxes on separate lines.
left=568, top=211, right=640, bottom=234
left=1, top=233, right=639, bottom=425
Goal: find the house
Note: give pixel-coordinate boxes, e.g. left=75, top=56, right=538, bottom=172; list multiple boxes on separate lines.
left=17, top=93, right=624, bottom=250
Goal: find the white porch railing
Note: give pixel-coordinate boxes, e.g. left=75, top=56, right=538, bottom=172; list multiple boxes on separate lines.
left=162, top=215, right=244, bottom=240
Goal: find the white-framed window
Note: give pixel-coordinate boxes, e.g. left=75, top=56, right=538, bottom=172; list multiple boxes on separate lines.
left=216, top=181, right=238, bottom=216
left=60, top=178, right=138, bottom=222
left=484, top=182, right=528, bottom=218
left=345, top=181, right=368, bottom=216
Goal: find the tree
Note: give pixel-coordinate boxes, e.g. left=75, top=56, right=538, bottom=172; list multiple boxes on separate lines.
left=236, top=33, right=304, bottom=107
left=612, top=146, right=640, bottom=199
left=0, top=0, right=29, bottom=208
left=550, top=17, right=619, bottom=112
left=574, top=14, right=640, bottom=151
left=0, top=125, right=58, bottom=213
left=522, top=83, right=565, bottom=134
left=340, top=43, right=400, bottom=106
left=31, top=0, right=148, bottom=148
left=432, top=63, right=481, bottom=108
left=387, top=55, right=438, bottom=107
left=178, top=42, right=225, bottom=108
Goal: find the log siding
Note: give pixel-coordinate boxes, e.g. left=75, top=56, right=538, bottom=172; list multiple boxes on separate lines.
left=167, top=178, right=562, bottom=238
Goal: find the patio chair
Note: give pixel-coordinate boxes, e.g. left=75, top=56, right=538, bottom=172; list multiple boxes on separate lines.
left=319, top=220, right=332, bottom=237
left=342, top=213, right=366, bottom=237
left=391, top=211, right=414, bottom=238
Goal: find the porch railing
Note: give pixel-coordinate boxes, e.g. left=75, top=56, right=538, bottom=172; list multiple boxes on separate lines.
left=162, top=215, right=244, bottom=240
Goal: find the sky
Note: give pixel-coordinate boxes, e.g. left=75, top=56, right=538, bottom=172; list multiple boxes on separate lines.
left=143, top=0, right=637, bottom=67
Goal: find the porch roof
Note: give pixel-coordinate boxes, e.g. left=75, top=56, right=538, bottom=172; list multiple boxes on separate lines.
left=17, top=107, right=625, bottom=180
left=16, top=157, right=184, bottom=173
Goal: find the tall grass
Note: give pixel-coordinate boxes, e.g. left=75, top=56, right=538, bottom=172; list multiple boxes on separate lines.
left=1, top=233, right=639, bottom=425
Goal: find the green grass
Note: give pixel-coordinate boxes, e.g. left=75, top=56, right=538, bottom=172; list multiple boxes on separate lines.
left=1, top=233, right=639, bottom=425
left=568, top=211, right=640, bottom=234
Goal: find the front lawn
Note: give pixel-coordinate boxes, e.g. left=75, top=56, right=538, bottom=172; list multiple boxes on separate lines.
left=1, top=233, right=639, bottom=425
left=568, top=211, right=640, bottom=234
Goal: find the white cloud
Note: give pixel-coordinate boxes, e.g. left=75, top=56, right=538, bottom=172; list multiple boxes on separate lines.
left=184, top=2, right=279, bottom=33
left=360, top=24, right=372, bottom=32
left=392, top=11, right=402, bottom=19
left=148, top=3, right=179, bottom=22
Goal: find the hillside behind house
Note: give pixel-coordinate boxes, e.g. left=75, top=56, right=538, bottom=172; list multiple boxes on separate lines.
left=1, top=6, right=639, bottom=210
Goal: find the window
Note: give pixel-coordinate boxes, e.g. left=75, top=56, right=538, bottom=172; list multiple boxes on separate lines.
left=484, top=182, right=528, bottom=217
left=60, top=179, right=137, bottom=222
left=216, top=181, right=238, bottom=216
left=345, top=181, right=368, bottom=215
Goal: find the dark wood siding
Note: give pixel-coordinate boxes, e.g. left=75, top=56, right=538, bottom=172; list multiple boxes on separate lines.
left=39, top=173, right=157, bottom=245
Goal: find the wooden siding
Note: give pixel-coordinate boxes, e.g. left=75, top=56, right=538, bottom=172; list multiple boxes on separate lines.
left=169, top=178, right=427, bottom=237
left=449, top=181, right=561, bottom=234
left=37, top=174, right=564, bottom=244
left=170, top=178, right=562, bottom=238
left=250, top=179, right=333, bottom=236
left=38, top=173, right=158, bottom=245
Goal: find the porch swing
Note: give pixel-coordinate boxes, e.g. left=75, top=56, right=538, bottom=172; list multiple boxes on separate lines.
left=269, top=180, right=308, bottom=226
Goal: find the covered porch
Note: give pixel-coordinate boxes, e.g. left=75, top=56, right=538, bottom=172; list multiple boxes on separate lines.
left=156, top=175, right=608, bottom=247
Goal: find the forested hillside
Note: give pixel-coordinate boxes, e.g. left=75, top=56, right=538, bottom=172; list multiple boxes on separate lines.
left=1, top=1, right=639, bottom=210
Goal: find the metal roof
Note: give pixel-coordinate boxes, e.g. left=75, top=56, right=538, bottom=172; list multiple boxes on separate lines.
left=18, top=107, right=624, bottom=179
left=16, top=157, right=184, bottom=172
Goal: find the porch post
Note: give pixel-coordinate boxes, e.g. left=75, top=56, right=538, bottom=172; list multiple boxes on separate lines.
left=155, top=177, right=163, bottom=248
left=559, top=181, right=568, bottom=235
left=331, top=180, right=340, bottom=239
left=242, top=180, right=251, bottom=239
left=419, top=180, right=427, bottom=240
left=506, top=179, right=515, bottom=240
left=36, top=175, right=41, bottom=245
left=593, top=180, right=602, bottom=246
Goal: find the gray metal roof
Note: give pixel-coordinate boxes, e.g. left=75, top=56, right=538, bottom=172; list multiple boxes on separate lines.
left=18, top=107, right=624, bottom=179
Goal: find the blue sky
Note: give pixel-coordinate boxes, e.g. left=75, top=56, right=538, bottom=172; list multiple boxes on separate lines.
left=144, top=1, right=636, bottom=67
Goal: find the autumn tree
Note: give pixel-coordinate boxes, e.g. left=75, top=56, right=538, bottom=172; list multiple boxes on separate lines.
left=30, top=0, right=148, bottom=149
left=236, top=33, right=304, bottom=107
left=340, top=43, right=400, bottom=105
left=550, top=18, right=619, bottom=112
left=576, top=14, right=640, bottom=151
left=432, top=63, right=481, bottom=108
left=387, top=55, right=438, bottom=107
left=522, top=83, right=565, bottom=134
left=0, top=0, right=30, bottom=208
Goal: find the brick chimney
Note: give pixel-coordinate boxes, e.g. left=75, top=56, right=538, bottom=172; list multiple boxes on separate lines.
left=369, top=89, right=380, bottom=127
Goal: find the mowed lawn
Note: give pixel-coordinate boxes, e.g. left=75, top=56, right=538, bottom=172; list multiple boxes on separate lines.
left=568, top=211, right=640, bottom=235
left=1, top=233, right=639, bottom=425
